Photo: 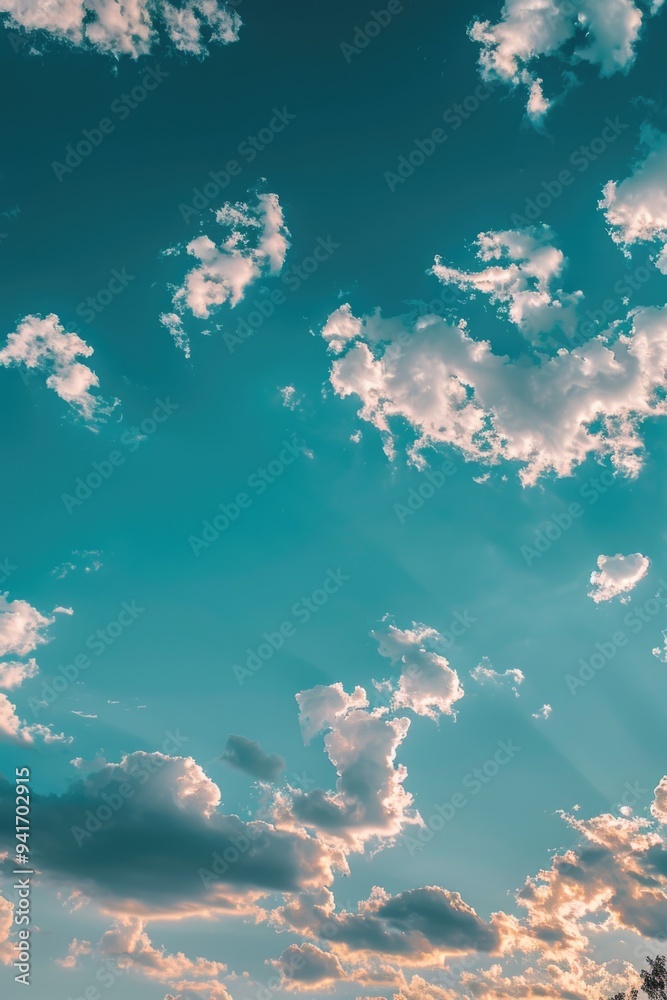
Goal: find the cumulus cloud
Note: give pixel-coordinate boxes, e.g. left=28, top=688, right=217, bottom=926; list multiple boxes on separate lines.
left=0, top=692, right=70, bottom=745
left=588, top=552, right=650, bottom=602
left=99, top=917, right=231, bottom=999
left=0, top=657, right=38, bottom=690
left=431, top=226, right=583, bottom=344
left=0, top=0, right=241, bottom=58
left=470, top=658, right=524, bottom=697
left=271, top=942, right=345, bottom=990
left=372, top=619, right=465, bottom=721
left=273, top=682, right=420, bottom=853
left=602, top=125, right=667, bottom=272
left=0, top=593, right=54, bottom=658
left=321, top=243, right=667, bottom=484
left=221, top=735, right=285, bottom=782
left=0, top=314, right=113, bottom=422
left=531, top=703, right=552, bottom=720
left=161, top=192, right=289, bottom=354
left=468, top=0, right=658, bottom=122
left=0, top=752, right=333, bottom=917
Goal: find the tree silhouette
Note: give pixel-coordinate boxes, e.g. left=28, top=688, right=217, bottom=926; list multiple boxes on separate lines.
left=605, top=956, right=667, bottom=1000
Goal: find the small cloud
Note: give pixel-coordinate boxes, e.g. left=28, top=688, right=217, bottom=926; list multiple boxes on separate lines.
left=532, top=704, right=552, bottom=721
left=470, top=658, right=524, bottom=697
left=221, top=734, right=285, bottom=781
left=279, top=385, right=302, bottom=411
left=588, top=552, right=650, bottom=603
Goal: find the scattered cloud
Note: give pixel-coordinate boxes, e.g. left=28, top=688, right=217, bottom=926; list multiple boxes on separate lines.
left=0, top=0, right=242, bottom=58
left=470, top=658, right=524, bottom=697
left=532, top=703, right=552, bottom=720
left=468, top=0, right=659, bottom=122
left=588, top=552, right=650, bottom=602
left=602, top=124, right=667, bottom=272
left=161, top=192, right=289, bottom=355
left=0, top=314, right=114, bottom=423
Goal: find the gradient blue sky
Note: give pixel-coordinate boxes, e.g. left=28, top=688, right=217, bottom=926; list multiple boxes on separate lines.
left=2, top=2, right=667, bottom=999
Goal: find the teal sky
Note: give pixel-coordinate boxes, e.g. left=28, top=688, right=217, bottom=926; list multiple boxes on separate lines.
left=2, top=2, right=667, bottom=999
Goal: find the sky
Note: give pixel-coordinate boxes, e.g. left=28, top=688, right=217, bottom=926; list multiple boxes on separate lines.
left=1, top=1, right=667, bottom=998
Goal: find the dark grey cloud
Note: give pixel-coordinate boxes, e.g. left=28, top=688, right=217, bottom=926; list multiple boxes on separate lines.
left=221, top=734, right=285, bottom=781
left=0, top=753, right=328, bottom=915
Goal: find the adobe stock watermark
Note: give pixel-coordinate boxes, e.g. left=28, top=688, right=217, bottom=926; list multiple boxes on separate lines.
left=384, top=80, right=499, bottom=191
left=233, top=568, right=350, bottom=684
left=61, top=397, right=179, bottom=514
left=394, top=458, right=457, bottom=523
left=75, top=267, right=135, bottom=323
left=178, top=107, right=297, bottom=224
left=521, top=468, right=616, bottom=566
left=340, top=0, right=413, bottom=62
left=404, top=738, right=521, bottom=855
left=565, top=580, right=667, bottom=694
left=28, top=600, right=145, bottom=715
left=0, top=557, right=17, bottom=585
left=71, top=730, right=188, bottom=846
left=65, top=960, right=126, bottom=1000
left=510, top=116, right=628, bottom=227
left=189, top=436, right=307, bottom=555
left=198, top=824, right=269, bottom=888
left=223, top=236, right=340, bottom=353
left=51, top=66, right=169, bottom=182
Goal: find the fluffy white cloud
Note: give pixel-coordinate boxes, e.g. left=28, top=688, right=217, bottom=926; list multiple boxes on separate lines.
left=468, top=0, right=657, bottom=122
left=531, top=703, right=552, bottom=720
left=99, top=918, right=231, bottom=999
left=322, top=241, right=667, bottom=484
left=0, top=692, right=70, bottom=745
left=0, top=593, right=54, bottom=658
left=602, top=125, right=667, bottom=272
left=161, top=192, right=289, bottom=354
left=0, top=314, right=113, bottom=421
left=0, top=0, right=241, bottom=58
left=372, top=619, right=464, bottom=721
left=471, top=658, right=524, bottom=697
left=588, top=552, right=650, bottom=602
left=273, top=682, right=420, bottom=853
left=0, top=658, right=38, bottom=689
left=651, top=775, right=667, bottom=823
left=431, top=227, right=583, bottom=343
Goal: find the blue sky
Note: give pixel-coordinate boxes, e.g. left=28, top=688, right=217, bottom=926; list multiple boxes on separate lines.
left=2, top=1, right=667, bottom=999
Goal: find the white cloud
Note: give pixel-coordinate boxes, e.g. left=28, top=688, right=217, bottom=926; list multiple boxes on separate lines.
left=0, top=692, right=70, bottom=745
left=274, top=682, right=421, bottom=853
left=0, top=314, right=113, bottom=422
left=532, top=703, right=552, bottom=720
left=588, top=552, right=650, bottom=602
left=0, top=593, right=54, bottom=658
left=161, top=192, right=289, bottom=354
left=468, top=0, right=656, bottom=122
left=321, top=232, right=667, bottom=484
left=372, top=619, right=465, bottom=721
left=601, top=125, right=667, bottom=272
left=0, top=657, right=38, bottom=690
left=470, top=658, right=524, bottom=697
left=431, top=226, right=583, bottom=343
left=0, top=0, right=241, bottom=58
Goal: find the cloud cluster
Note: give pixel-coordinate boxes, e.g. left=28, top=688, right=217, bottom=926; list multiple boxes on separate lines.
left=0, top=0, right=241, bottom=58
left=468, top=0, right=660, bottom=122
left=431, top=227, right=583, bottom=344
left=372, top=620, right=465, bottom=721
left=588, top=551, right=650, bottom=602
left=321, top=228, right=667, bottom=484
left=602, top=125, right=667, bottom=272
left=161, top=192, right=289, bottom=356
left=0, top=314, right=112, bottom=422
left=0, top=752, right=333, bottom=916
